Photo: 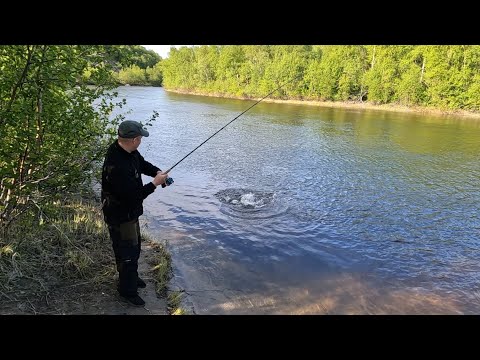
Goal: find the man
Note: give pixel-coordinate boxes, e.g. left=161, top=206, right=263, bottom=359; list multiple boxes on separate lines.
left=101, top=120, right=169, bottom=306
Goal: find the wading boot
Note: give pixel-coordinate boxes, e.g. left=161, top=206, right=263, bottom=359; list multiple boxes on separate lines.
left=120, top=294, right=145, bottom=307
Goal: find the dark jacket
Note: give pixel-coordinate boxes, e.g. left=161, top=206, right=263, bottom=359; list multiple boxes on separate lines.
left=101, top=140, right=160, bottom=224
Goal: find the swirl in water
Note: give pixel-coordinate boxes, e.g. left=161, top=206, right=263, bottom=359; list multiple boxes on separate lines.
left=215, top=188, right=288, bottom=219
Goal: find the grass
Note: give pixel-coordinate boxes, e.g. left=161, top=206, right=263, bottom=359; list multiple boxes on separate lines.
left=145, top=238, right=189, bottom=315
left=0, top=198, right=113, bottom=312
left=167, top=291, right=187, bottom=315
left=145, top=238, right=171, bottom=297
left=0, top=196, right=174, bottom=314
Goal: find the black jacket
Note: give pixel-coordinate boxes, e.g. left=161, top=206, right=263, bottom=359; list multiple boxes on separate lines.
left=101, top=140, right=160, bottom=224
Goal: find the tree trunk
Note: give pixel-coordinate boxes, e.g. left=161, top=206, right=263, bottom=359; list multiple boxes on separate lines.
left=35, top=46, right=47, bottom=147
left=1, top=46, right=35, bottom=125
left=371, top=46, right=376, bottom=68
left=420, top=57, right=425, bottom=83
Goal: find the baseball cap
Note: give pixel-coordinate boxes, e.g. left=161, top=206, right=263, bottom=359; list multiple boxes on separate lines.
left=118, top=120, right=150, bottom=138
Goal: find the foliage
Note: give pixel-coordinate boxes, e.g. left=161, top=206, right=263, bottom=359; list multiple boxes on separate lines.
left=105, top=45, right=161, bottom=70
left=160, top=45, right=480, bottom=111
left=0, top=45, right=159, bottom=227
left=117, top=65, right=148, bottom=85
left=145, top=61, right=163, bottom=86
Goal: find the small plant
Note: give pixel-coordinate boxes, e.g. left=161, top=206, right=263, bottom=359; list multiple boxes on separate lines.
left=167, top=290, right=187, bottom=315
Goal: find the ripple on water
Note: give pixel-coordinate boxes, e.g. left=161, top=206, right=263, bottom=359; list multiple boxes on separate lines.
left=214, top=188, right=289, bottom=220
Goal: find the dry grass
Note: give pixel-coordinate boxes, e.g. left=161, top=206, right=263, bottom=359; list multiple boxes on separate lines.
left=0, top=195, right=182, bottom=314
left=3, top=199, right=128, bottom=314
left=0, top=198, right=117, bottom=314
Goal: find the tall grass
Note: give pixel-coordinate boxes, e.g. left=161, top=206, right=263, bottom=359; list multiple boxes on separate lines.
left=0, top=198, right=115, bottom=312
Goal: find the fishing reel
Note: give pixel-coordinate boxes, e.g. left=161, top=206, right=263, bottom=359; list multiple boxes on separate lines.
left=161, top=177, right=174, bottom=188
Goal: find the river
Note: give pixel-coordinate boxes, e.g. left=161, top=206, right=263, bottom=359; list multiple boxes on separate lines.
left=110, top=86, right=480, bottom=314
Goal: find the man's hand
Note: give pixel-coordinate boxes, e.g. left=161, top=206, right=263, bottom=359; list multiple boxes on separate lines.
left=152, top=172, right=168, bottom=187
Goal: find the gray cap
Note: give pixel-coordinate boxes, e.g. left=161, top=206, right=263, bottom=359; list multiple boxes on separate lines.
left=118, top=120, right=149, bottom=138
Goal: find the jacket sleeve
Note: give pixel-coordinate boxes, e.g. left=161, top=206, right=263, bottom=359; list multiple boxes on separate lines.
left=106, top=160, right=156, bottom=205
left=139, top=152, right=161, bottom=177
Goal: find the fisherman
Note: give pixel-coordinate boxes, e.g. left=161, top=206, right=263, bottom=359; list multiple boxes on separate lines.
left=101, top=120, right=168, bottom=306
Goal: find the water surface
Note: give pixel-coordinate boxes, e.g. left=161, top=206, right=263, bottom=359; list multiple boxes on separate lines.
left=112, top=86, right=480, bottom=314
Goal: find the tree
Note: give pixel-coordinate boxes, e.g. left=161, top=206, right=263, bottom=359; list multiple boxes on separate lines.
left=104, top=45, right=161, bottom=70
left=0, top=45, right=134, bottom=226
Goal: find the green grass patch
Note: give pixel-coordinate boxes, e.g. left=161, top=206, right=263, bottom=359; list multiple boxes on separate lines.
left=144, top=237, right=172, bottom=297
left=167, top=291, right=187, bottom=315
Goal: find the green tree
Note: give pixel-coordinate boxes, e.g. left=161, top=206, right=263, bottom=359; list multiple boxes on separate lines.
left=145, top=61, right=163, bottom=86
left=213, top=45, right=246, bottom=95
left=262, top=46, right=311, bottom=98
left=194, top=45, right=219, bottom=88
left=117, top=65, right=148, bottom=85
left=104, top=45, right=161, bottom=70
left=336, top=46, right=369, bottom=101
left=159, top=45, right=480, bottom=112
left=0, top=45, right=141, bottom=226
left=395, top=46, right=427, bottom=106
left=362, top=46, right=410, bottom=104
left=161, top=46, right=197, bottom=90
left=238, top=45, right=272, bottom=96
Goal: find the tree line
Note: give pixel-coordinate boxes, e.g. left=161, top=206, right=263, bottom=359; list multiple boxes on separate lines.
left=161, top=45, right=480, bottom=111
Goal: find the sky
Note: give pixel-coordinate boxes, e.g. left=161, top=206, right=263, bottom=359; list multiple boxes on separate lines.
left=141, top=45, right=190, bottom=59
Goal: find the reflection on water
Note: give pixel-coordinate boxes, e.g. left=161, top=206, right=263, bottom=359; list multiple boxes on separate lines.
left=111, top=86, right=480, bottom=314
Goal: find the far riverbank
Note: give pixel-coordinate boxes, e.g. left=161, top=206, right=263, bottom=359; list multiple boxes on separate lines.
left=165, top=88, right=480, bottom=120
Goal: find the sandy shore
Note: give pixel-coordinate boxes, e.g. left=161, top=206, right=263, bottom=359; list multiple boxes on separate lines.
left=165, top=88, right=480, bottom=120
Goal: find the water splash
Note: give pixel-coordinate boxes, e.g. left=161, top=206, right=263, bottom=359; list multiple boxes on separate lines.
left=215, top=188, right=274, bottom=208
left=214, top=188, right=288, bottom=220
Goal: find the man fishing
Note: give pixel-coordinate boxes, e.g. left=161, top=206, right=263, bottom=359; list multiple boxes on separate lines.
left=101, top=120, right=169, bottom=306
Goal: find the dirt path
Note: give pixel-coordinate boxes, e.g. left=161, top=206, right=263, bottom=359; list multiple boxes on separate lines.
left=79, top=242, right=169, bottom=315
left=0, top=243, right=169, bottom=315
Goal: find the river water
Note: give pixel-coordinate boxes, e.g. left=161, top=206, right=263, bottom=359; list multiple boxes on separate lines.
left=110, top=86, right=480, bottom=314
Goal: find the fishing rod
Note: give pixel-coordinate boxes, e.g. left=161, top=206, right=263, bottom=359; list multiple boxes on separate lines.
left=162, top=74, right=300, bottom=180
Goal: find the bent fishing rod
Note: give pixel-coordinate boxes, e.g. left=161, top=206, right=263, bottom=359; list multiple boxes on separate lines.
left=162, top=74, right=300, bottom=178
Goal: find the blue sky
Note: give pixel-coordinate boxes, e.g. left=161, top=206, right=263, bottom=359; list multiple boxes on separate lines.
left=141, top=45, right=190, bottom=59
